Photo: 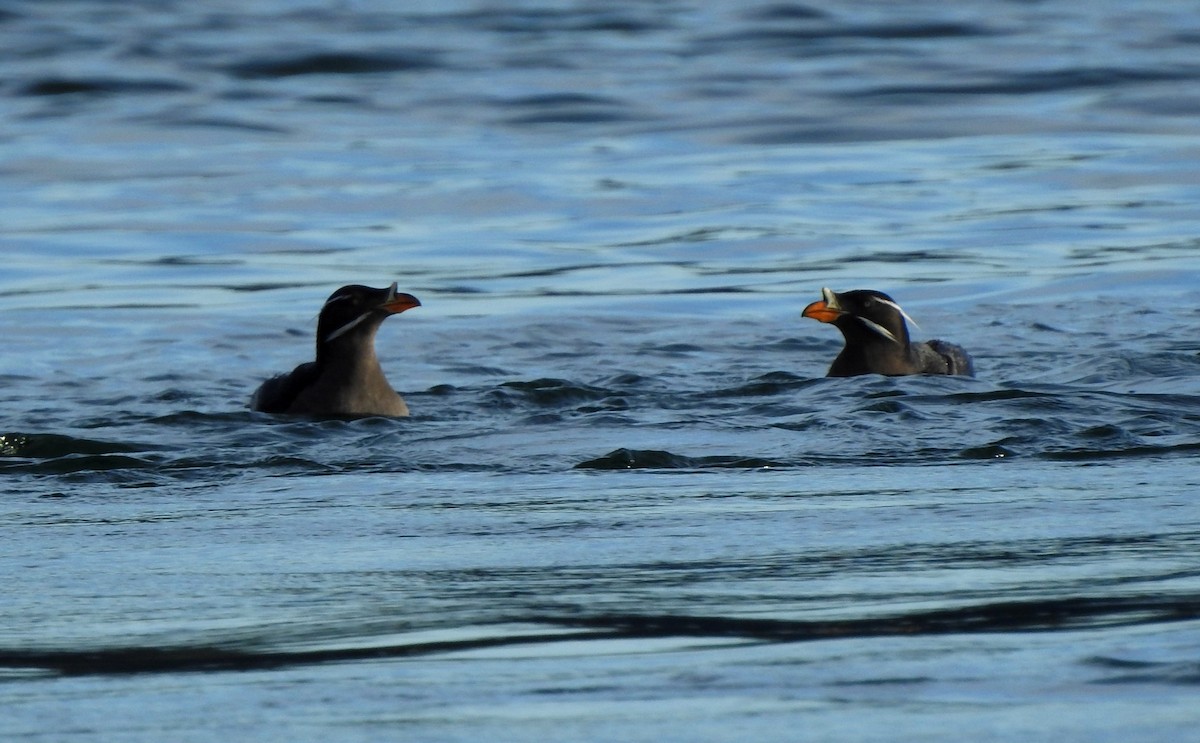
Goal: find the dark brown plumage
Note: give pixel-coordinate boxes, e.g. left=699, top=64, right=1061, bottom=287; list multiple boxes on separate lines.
left=802, top=287, right=973, bottom=377
left=251, top=283, right=421, bottom=417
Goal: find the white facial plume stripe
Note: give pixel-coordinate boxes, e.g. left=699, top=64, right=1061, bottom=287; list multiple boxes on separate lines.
left=324, top=312, right=371, bottom=343
left=875, top=297, right=920, bottom=330
left=855, top=316, right=899, bottom=344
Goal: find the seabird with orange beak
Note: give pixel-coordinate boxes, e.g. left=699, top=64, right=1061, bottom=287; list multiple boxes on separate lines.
left=251, top=283, right=422, bottom=416
left=802, top=287, right=973, bottom=377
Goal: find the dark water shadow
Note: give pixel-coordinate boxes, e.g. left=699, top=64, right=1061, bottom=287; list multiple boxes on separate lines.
left=4, top=593, right=1197, bottom=678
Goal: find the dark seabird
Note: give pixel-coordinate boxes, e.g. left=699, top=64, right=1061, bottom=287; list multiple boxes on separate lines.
left=251, top=283, right=421, bottom=416
left=802, top=287, right=974, bottom=377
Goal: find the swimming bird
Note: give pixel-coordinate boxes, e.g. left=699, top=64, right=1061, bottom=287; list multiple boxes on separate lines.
left=251, top=283, right=421, bottom=416
left=802, top=287, right=973, bottom=377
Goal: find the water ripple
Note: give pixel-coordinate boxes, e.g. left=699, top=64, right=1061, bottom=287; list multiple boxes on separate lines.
left=4, top=592, right=1196, bottom=677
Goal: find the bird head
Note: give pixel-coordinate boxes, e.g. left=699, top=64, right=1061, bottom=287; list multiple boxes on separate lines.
left=318, top=282, right=421, bottom=347
left=802, top=287, right=917, bottom=345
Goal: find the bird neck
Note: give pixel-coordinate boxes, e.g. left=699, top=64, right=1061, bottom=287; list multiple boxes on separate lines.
left=830, top=330, right=918, bottom=376
left=315, top=334, right=383, bottom=376
left=837, top=320, right=910, bottom=350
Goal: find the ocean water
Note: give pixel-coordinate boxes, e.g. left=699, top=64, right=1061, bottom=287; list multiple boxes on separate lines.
left=2, top=1, right=1200, bottom=740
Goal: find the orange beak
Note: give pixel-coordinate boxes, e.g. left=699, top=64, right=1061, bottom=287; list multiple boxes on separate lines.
left=381, top=293, right=421, bottom=314
left=803, top=289, right=844, bottom=324
left=802, top=299, right=842, bottom=324
left=378, top=282, right=421, bottom=314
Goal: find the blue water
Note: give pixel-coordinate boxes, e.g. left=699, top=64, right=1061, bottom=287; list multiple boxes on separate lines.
left=3, top=1, right=1200, bottom=740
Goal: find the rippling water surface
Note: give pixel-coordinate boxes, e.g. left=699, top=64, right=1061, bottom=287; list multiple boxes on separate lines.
left=3, top=1, right=1200, bottom=740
